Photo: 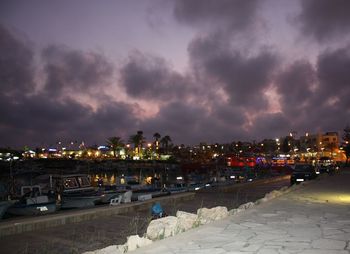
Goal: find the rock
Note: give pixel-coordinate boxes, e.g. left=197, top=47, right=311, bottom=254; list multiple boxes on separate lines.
left=264, top=190, right=282, bottom=200
left=125, top=235, right=152, bottom=252
left=197, top=206, right=229, bottom=225
left=238, top=202, right=255, bottom=210
left=176, top=211, right=198, bottom=231
left=146, top=216, right=179, bottom=240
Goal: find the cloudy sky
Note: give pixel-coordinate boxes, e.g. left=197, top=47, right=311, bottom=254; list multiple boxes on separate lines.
left=1, top=0, right=350, bottom=148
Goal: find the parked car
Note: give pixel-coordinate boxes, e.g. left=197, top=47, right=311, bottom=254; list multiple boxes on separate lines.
left=290, top=164, right=318, bottom=185
left=317, top=165, right=333, bottom=175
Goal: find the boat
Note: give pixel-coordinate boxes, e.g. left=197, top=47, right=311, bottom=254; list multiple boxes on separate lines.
left=56, top=174, right=102, bottom=209
left=6, top=185, right=57, bottom=216
left=165, top=183, right=188, bottom=194
left=0, top=200, right=14, bottom=219
left=127, top=184, right=170, bottom=201
left=35, top=174, right=102, bottom=209
left=97, top=184, right=131, bottom=204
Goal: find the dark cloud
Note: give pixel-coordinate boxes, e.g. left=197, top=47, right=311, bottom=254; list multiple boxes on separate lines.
left=0, top=24, right=35, bottom=96
left=249, top=112, right=290, bottom=139
left=119, top=51, right=195, bottom=101
left=141, top=101, right=247, bottom=145
left=311, top=45, right=350, bottom=130
left=273, top=45, right=350, bottom=136
left=188, top=35, right=278, bottom=111
left=42, top=45, right=114, bottom=97
left=0, top=92, right=139, bottom=148
left=0, top=25, right=138, bottom=148
left=297, top=0, right=350, bottom=42
left=317, top=46, right=350, bottom=96
left=173, top=0, right=260, bottom=33
left=276, top=60, right=316, bottom=119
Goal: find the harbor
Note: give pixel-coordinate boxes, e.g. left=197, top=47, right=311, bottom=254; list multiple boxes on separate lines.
left=0, top=175, right=290, bottom=254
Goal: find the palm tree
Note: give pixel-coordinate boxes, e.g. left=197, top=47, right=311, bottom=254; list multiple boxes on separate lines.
left=160, top=135, right=172, bottom=154
left=129, top=131, right=145, bottom=157
left=106, top=136, right=124, bottom=158
left=153, top=132, right=161, bottom=149
left=152, top=132, right=161, bottom=159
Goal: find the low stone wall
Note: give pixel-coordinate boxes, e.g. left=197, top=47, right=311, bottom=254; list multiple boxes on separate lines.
left=84, top=180, right=307, bottom=254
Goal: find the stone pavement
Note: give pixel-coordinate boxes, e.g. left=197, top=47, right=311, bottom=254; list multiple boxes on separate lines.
left=130, top=170, right=350, bottom=254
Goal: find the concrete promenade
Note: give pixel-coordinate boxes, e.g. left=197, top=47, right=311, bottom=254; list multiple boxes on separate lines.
left=131, top=170, right=350, bottom=254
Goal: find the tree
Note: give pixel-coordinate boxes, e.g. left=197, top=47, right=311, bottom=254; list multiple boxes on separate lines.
left=129, top=131, right=145, bottom=156
left=343, top=125, right=350, bottom=142
left=282, top=137, right=292, bottom=154
left=153, top=132, right=161, bottom=159
left=160, top=135, right=172, bottom=154
left=343, top=125, right=350, bottom=164
left=106, top=137, right=124, bottom=158
left=153, top=132, right=161, bottom=147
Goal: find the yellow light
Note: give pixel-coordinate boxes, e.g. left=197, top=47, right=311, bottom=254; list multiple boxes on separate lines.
left=145, top=176, right=152, bottom=184
left=339, top=195, right=350, bottom=203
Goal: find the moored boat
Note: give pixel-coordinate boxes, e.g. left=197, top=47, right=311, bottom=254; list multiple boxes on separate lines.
left=6, top=185, right=57, bottom=216
left=56, top=174, right=102, bottom=209
left=0, top=200, right=14, bottom=219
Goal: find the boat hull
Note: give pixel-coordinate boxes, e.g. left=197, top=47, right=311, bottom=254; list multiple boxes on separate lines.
left=0, top=201, right=14, bottom=219
left=6, top=201, right=57, bottom=216
left=60, top=196, right=101, bottom=209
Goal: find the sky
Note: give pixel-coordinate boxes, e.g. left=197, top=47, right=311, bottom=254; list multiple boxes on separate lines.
left=1, top=0, right=350, bottom=149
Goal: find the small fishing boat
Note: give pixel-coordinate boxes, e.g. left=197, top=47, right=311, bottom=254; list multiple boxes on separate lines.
left=34, top=174, right=102, bottom=209
left=6, top=185, right=57, bottom=216
left=0, top=200, right=14, bottom=219
left=57, top=174, right=102, bottom=209
left=165, top=183, right=188, bottom=194
left=97, top=184, right=131, bottom=204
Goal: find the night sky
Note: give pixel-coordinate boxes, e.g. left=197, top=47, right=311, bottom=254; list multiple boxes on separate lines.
left=1, top=0, right=350, bottom=148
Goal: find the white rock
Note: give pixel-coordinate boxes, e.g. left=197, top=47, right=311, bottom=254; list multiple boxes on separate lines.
left=228, top=207, right=246, bottom=215
left=255, top=197, right=269, bottom=205
left=264, top=190, right=281, bottom=200
left=238, top=202, right=255, bottom=210
left=146, top=216, right=179, bottom=240
left=125, top=235, right=152, bottom=252
left=176, top=210, right=198, bottom=231
left=197, top=206, right=229, bottom=225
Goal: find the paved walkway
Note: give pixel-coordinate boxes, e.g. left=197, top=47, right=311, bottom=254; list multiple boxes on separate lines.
left=132, top=170, right=350, bottom=254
